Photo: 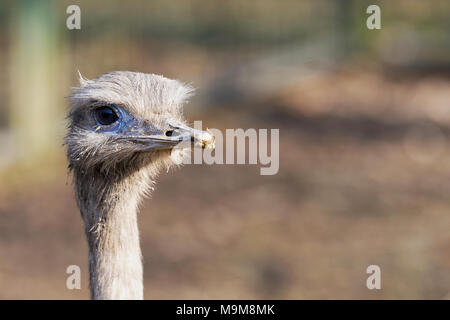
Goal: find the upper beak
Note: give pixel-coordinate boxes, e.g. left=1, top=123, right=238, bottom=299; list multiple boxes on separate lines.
left=119, top=120, right=215, bottom=151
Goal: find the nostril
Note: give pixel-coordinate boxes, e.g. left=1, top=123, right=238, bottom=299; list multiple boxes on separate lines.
left=165, top=130, right=174, bottom=137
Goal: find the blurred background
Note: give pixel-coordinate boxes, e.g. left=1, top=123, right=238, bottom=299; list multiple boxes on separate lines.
left=0, top=0, right=449, bottom=299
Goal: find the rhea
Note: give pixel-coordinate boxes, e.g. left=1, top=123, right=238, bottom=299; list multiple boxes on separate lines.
left=65, top=71, right=214, bottom=299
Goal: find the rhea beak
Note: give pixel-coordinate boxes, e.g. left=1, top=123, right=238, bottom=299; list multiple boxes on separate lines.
left=122, top=119, right=215, bottom=151
left=167, top=121, right=215, bottom=150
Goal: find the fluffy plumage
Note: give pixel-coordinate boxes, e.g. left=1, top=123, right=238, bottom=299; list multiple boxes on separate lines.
left=65, top=71, right=207, bottom=300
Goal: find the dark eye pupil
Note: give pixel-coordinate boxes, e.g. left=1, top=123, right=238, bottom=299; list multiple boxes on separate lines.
left=95, top=106, right=119, bottom=125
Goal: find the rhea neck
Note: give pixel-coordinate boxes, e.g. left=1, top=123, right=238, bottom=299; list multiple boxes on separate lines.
left=74, top=164, right=155, bottom=300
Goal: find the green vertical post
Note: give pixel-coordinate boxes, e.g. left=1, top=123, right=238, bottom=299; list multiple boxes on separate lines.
left=9, top=0, right=62, bottom=163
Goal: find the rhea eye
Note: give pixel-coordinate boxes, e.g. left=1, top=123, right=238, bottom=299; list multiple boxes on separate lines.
left=94, top=106, right=119, bottom=126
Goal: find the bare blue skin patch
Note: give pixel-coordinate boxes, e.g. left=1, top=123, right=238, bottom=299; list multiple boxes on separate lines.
left=91, top=104, right=162, bottom=138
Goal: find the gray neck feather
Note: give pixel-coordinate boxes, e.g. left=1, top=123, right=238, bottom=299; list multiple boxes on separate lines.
left=74, top=167, right=153, bottom=300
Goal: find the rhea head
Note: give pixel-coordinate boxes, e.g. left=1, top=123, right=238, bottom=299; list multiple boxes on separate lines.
left=66, top=71, right=213, bottom=181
